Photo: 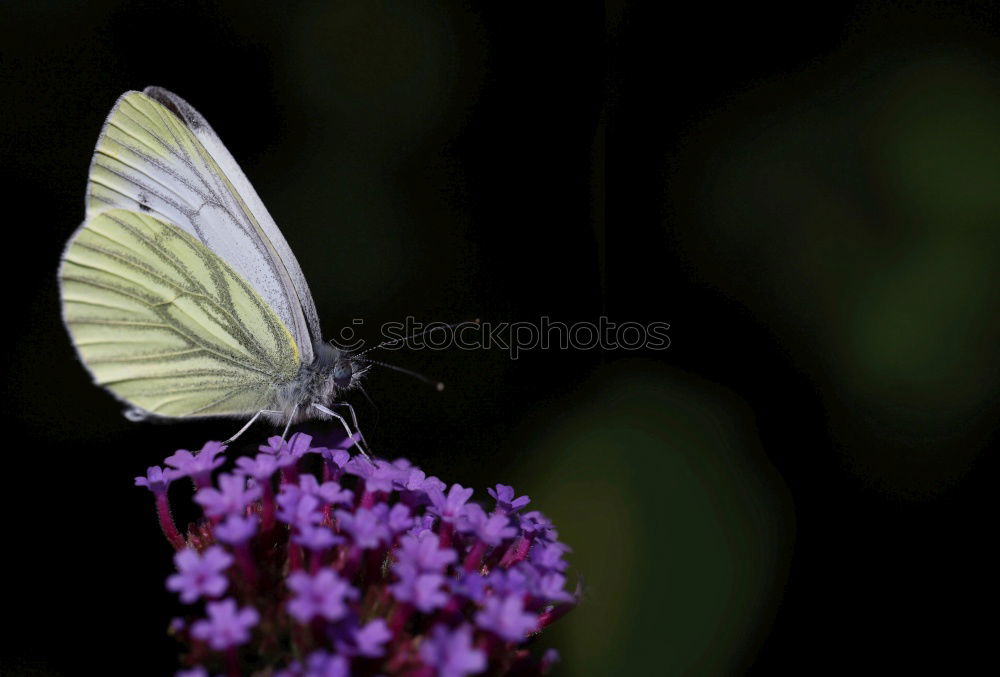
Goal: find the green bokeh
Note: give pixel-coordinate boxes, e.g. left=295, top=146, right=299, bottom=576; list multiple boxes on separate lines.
left=677, top=52, right=1000, bottom=494
left=509, top=361, right=794, bottom=675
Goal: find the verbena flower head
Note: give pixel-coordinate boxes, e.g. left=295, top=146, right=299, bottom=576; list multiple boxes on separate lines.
left=139, top=434, right=577, bottom=675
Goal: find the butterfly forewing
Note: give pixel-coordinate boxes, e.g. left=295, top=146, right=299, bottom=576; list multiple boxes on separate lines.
left=143, top=86, right=323, bottom=347
left=60, top=209, right=300, bottom=417
left=86, top=89, right=318, bottom=364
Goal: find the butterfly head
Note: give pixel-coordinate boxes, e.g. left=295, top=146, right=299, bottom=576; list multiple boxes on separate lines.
left=333, top=357, right=355, bottom=389
left=310, top=343, right=366, bottom=397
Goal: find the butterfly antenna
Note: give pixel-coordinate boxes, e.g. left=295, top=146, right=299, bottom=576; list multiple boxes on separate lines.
left=353, top=319, right=480, bottom=359
left=355, top=357, right=445, bottom=391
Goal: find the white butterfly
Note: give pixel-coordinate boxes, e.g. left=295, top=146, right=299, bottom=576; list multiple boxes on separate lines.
left=59, top=87, right=369, bottom=451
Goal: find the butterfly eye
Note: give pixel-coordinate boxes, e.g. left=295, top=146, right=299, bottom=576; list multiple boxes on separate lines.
left=333, top=361, right=353, bottom=389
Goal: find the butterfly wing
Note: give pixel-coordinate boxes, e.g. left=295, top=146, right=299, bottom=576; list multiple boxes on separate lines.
left=142, top=86, right=322, bottom=348
left=59, top=209, right=301, bottom=417
left=85, top=88, right=319, bottom=364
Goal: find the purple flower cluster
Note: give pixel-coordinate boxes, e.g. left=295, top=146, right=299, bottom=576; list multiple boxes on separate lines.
left=136, top=434, right=577, bottom=676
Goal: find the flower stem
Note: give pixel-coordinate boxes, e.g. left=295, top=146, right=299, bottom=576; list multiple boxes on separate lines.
left=499, top=534, right=531, bottom=568
left=438, top=522, right=454, bottom=549
left=463, top=541, right=488, bottom=572
left=225, top=647, right=240, bottom=677
left=236, top=543, right=257, bottom=587
left=289, top=542, right=303, bottom=571
left=155, top=491, right=186, bottom=550
left=537, top=601, right=576, bottom=629
left=280, top=464, right=299, bottom=486
left=261, top=482, right=276, bottom=531
left=388, top=601, right=414, bottom=634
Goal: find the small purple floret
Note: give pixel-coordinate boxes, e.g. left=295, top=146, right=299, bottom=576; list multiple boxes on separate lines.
left=488, top=484, right=531, bottom=514
left=258, top=435, right=286, bottom=455
left=336, top=618, right=392, bottom=658
left=135, top=466, right=176, bottom=494
left=293, top=525, right=341, bottom=551
left=164, top=441, right=226, bottom=485
left=175, top=667, right=208, bottom=677
left=166, top=546, right=233, bottom=603
left=345, top=457, right=401, bottom=493
left=236, top=452, right=294, bottom=480
left=276, top=651, right=350, bottom=677
left=391, top=564, right=450, bottom=612
left=380, top=502, right=414, bottom=533
left=297, top=475, right=353, bottom=506
left=335, top=507, right=390, bottom=549
left=537, top=571, right=576, bottom=603
left=286, top=569, right=358, bottom=623
left=214, top=514, right=258, bottom=545
left=397, top=467, right=447, bottom=494
left=420, top=624, right=487, bottom=677
left=190, top=598, right=258, bottom=650
left=475, top=593, right=539, bottom=642
left=194, top=473, right=262, bottom=518
left=276, top=488, right=323, bottom=529
left=459, top=503, right=518, bottom=545
left=428, top=483, right=475, bottom=523
left=518, top=510, right=555, bottom=537
left=530, top=541, right=571, bottom=572
left=396, top=530, right=457, bottom=572
left=322, top=447, right=351, bottom=474
left=285, top=432, right=315, bottom=459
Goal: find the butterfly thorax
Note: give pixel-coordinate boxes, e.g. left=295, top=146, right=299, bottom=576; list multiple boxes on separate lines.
left=271, top=343, right=365, bottom=422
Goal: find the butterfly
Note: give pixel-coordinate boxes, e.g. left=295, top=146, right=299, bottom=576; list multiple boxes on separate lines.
left=58, top=87, right=371, bottom=452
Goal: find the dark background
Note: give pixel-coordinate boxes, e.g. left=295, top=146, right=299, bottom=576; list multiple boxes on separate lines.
left=2, top=1, right=997, bottom=674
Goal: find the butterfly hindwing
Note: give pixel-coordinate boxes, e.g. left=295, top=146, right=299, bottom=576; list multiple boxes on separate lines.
left=59, top=209, right=301, bottom=417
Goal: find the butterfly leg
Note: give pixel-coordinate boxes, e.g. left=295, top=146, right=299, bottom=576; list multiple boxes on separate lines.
left=280, top=403, right=298, bottom=442
left=312, top=402, right=371, bottom=460
left=327, top=401, right=371, bottom=455
left=224, top=409, right=283, bottom=445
